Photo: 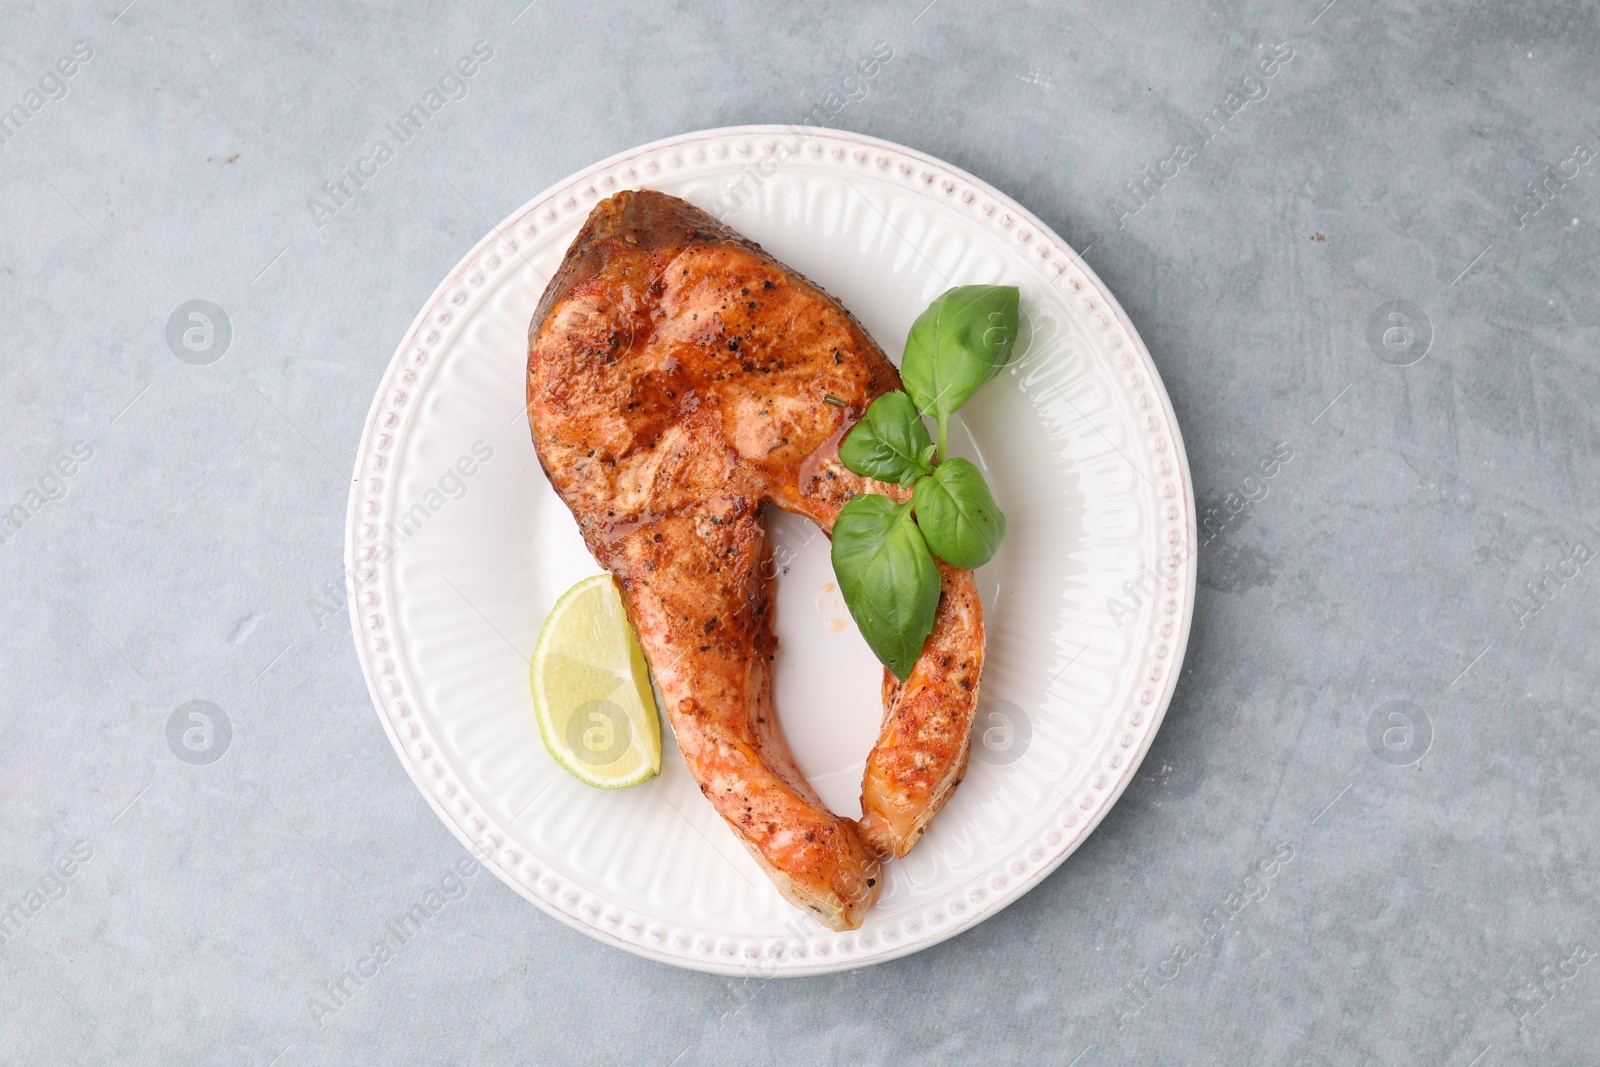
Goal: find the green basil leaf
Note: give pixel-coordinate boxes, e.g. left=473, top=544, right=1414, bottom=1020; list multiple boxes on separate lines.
left=830, top=493, right=942, bottom=680
left=900, top=284, right=1020, bottom=458
left=838, top=392, right=934, bottom=486
left=912, top=457, right=1007, bottom=569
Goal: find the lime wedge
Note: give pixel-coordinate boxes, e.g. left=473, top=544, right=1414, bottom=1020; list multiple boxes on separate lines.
left=532, top=574, right=661, bottom=788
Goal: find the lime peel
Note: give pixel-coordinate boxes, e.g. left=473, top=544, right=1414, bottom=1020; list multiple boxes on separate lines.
left=532, top=574, right=662, bottom=789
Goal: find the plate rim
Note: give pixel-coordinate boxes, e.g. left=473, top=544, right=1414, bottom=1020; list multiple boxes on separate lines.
left=345, top=123, right=1198, bottom=976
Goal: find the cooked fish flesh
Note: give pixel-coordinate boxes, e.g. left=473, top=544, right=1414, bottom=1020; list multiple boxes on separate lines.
left=526, top=189, right=984, bottom=929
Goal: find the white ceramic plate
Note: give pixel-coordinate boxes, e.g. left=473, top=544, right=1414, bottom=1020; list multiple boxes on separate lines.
left=345, top=126, right=1195, bottom=976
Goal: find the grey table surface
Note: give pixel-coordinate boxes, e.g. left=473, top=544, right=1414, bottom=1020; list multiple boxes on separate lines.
left=3, top=1, right=1598, bottom=1064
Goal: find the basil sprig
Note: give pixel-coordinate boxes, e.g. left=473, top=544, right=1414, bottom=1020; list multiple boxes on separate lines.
left=829, top=284, right=1019, bottom=679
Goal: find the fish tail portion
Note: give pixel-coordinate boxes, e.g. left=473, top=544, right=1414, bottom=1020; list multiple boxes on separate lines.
left=860, top=746, right=971, bottom=859
left=859, top=564, right=984, bottom=859
left=670, top=696, right=883, bottom=931
left=737, top=819, right=882, bottom=932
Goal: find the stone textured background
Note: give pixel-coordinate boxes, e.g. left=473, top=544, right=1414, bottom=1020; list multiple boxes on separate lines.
left=2, top=1, right=1597, bottom=1064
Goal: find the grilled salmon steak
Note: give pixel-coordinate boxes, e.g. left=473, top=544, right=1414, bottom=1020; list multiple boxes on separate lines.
left=526, top=189, right=984, bottom=930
